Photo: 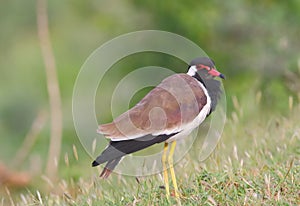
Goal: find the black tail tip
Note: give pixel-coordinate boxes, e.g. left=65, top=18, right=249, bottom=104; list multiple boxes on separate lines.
left=92, top=160, right=99, bottom=167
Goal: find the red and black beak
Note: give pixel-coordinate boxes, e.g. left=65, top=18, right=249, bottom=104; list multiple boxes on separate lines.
left=208, top=68, right=226, bottom=79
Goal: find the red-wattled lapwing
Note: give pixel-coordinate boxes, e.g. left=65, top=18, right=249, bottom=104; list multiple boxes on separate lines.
left=92, top=57, right=225, bottom=201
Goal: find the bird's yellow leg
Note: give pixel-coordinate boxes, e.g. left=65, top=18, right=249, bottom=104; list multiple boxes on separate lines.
left=162, top=142, right=170, bottom=201
left=168, top=141, right=181, bottom=203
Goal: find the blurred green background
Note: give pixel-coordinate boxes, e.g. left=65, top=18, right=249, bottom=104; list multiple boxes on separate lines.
left=0, top=0, right=299, bottom=193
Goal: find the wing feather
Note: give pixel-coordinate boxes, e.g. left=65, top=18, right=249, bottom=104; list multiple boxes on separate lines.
left=97, top=74, right=207, bottom=140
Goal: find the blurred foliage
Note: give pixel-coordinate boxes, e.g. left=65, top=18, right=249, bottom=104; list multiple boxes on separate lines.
left=0, top=0, right=299, bottom=190
left=133, top=0, right=300, bottom=73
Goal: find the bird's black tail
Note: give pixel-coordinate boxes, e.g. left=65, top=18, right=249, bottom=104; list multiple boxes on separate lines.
left=92, top=133, right=176, bottom=178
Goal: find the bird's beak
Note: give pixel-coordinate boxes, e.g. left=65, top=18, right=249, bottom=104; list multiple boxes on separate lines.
left=219, top=73, right=226, bottom=79
left=208, top=68, right=225, bottom=79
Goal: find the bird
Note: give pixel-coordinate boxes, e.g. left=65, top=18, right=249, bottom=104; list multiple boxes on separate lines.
left=92, top=57, right=225, bottom=202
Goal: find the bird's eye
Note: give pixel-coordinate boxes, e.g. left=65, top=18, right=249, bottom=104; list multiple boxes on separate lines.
left=196, top=64, right=212, bottom=71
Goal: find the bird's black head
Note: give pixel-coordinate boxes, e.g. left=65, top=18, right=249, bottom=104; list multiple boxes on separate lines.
left=188, top=57, right=224, bottom=114
left=187, top=57, right=225, bottom=80
left=189, top=57, right=215, bottom=68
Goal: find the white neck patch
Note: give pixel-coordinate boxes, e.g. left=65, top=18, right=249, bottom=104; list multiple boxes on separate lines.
left=187, top=65, right=197, bottom=76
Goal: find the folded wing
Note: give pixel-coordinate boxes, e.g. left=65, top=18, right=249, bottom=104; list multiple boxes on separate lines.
left=97, top=74, right=207, bottom=141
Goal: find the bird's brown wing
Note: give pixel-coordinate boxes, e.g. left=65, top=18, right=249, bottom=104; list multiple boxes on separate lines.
left=97, top=74, right=207, bottom=140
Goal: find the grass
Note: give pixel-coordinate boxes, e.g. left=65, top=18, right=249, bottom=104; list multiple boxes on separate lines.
left=1, top=96, right=300, bottom=206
